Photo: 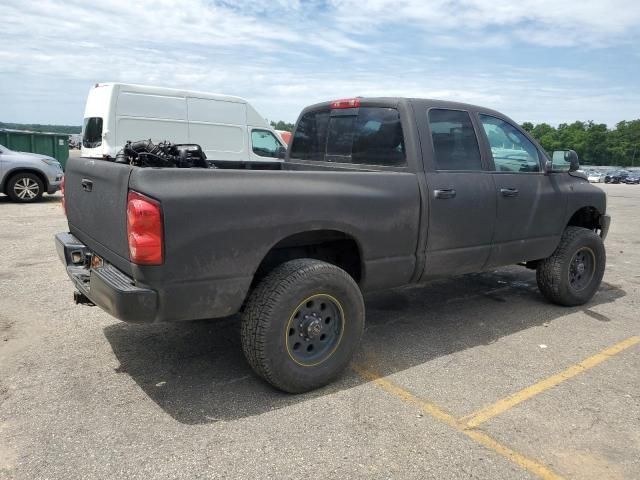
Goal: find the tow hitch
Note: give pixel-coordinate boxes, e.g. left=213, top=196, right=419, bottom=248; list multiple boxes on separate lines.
left=74, top=290, right=95, bottom=306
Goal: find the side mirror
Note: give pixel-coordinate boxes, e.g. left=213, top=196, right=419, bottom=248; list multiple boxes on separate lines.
left=565, top=150, right=579, bottom=171
left=548, top=149, right=580, bottom=173
left=277, top=145, right=286, bottom=159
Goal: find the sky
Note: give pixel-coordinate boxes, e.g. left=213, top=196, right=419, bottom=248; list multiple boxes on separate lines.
left=1, top=0, right=639, bottom=127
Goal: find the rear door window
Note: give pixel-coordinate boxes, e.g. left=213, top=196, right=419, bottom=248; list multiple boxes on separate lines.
left=290, top=107, right=406, bottom=167
left=428, top=109, right=482, bottom=171
left=82, top=117, right=103, bottom=148
left=289, top=110, right=330, bottom=161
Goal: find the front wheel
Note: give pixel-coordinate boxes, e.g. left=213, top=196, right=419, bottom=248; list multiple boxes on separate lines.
left=536, top=226, right=606, bottom=306
left=241, top=259, right=365, bottom=393
left=6, top=173, right=44, bottom=203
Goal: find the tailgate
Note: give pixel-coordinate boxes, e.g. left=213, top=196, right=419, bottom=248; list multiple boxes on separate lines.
left=64, top=156, right=133, bottom=273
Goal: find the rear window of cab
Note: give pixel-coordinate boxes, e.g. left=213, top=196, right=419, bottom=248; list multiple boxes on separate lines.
left=290, top=107, right=406, bottom=167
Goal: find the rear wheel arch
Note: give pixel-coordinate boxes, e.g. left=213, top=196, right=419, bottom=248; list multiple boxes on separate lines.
left=252, top=230, right=364, bottom=287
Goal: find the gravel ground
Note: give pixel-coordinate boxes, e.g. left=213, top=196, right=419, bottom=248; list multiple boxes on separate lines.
left=0, top=183, right=638, bottom=480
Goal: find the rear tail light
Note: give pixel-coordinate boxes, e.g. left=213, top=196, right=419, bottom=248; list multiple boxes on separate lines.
left=127, top=191, right=164, bottom=265
left=330, top=98, right=361, bottom=109
left=60, top=176, right=66, bottom=215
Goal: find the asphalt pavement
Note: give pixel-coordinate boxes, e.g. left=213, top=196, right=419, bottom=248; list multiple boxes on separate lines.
left=0, top=183, right=638, bottom=479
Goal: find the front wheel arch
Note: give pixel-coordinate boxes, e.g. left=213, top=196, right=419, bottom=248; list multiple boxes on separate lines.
left=566, top=206, right=602, bottom=231
left=5, top=171, right=46, bottom=202
left=3, top=168, right=49, bottom=195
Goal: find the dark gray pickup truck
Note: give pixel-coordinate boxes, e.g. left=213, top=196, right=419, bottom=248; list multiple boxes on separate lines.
left=56, top=97, right=610, bottom=392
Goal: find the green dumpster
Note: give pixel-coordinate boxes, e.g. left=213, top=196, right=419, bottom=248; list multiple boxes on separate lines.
left=0, top=129, right=70, bottom=170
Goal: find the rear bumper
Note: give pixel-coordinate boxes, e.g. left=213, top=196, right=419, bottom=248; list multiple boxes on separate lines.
left=55, top=232, right=157, bottom=323
left=599, top=214, right=611, bottom=241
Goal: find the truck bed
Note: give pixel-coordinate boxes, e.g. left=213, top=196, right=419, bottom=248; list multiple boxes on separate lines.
left=62, top=156, right=421, bottom=322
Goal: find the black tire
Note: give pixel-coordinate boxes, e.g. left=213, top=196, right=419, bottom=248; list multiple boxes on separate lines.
left=6, top=173, right=44, bottom=203
left=241, top=259, right=364, bottom=393
left=536, top=226, right=606, bottom=306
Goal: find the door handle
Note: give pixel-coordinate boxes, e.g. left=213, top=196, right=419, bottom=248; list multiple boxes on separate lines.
left=81, top=179, right=93, bottom=192
left=434, top=188, right=456, bottom=199
left=500, top=187, right=518, bottom=197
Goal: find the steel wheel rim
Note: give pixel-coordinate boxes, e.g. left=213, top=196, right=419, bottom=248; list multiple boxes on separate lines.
left=14, top=177, right=40, bottom=200
left=569, top=247, right=596, bottom=291
left=285, top=294, right=345, bottom=367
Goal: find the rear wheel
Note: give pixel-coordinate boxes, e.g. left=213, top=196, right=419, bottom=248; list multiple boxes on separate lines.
left=241, top=259, right=364, bottom=393
left=6, top=173, right=44, bottom=203
left=536, top=226, right=606, bottom=306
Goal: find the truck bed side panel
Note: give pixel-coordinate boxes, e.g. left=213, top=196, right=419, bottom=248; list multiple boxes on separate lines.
left=128, top=168, right=421, bottom=319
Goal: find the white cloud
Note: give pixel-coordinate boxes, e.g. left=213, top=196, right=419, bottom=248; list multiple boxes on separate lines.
left=0, top=0, right=638, bottom=126
left=329, top=0, right=640, bottom=47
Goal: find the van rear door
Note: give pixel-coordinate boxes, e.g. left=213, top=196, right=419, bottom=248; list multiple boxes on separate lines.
left=81, top=84, right=114, bottom=158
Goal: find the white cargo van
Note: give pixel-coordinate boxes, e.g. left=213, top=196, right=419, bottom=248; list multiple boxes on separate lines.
left=81, top=83, right=286, bottom=164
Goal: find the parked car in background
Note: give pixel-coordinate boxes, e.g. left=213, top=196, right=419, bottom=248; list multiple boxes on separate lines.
left=605, top=170, right=630, bottom=183
left=68, top=137, right=81, bottom=150
left=0, top=143, right=63, bottom=202
left=622, top=172, right=640, bottom=184
left=81, top=83, right=286, bottom=167
left=587, top=171, right=606, bottom=183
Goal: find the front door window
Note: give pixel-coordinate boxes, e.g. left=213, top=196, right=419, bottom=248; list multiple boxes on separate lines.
left=251, top=130, right=281, bottom=158
left=479, top=115, right=540, bottom=173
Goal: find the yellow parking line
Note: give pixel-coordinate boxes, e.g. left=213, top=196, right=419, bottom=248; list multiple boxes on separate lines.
left=463, top=429, right=563, bottom=480
left=352, top=364, right=564, bottom=480
left=461, top=336, right=640, bottom=429
left=353, top=363, right=459, bottom=427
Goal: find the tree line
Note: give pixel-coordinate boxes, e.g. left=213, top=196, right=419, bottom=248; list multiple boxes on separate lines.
left=0, top=122, right=81, bottom=135
left=521, top=120, right=639, bottom=167
left=269, top=120, right=295, bottom=132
